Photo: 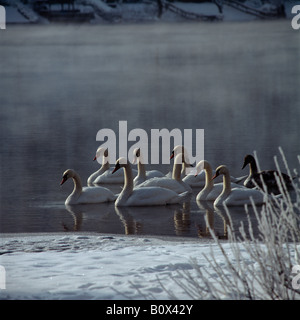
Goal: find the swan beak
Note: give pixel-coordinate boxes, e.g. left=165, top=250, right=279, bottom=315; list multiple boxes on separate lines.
left=60, top=177, right=67, bottom=185
left=212, top=174, right=218, bottom=180
left=112, top=167, right=118, bottom=174
left=93, top=156, right=97, bottom=161
left=112, top=162, right=121, bottom=174
left=194, top=174, right=198, bottom=177
left=170, top=152, right=174, bottom=160
left=241, top=162, right=246, bottom=170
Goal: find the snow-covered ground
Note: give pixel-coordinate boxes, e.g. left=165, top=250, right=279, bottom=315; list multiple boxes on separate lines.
left=0, top=233, right=215, bottom=299
left=0, top=232, right=298, bottom=300
left=3, top=1, right=299, bottom=24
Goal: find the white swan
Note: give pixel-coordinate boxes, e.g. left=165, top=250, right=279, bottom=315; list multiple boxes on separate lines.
left=61, top=169, right=117, bottom=205
left=133, top=148, right=165, bottom=187
left=170, top=145, right=246, bottom=187
left=212, top=165, right=266, bottom=207
left=137, top=153, right=193, bottom=193
left=87, top=147, right=136, bottom=185
left=112, top=158, right=189, bottom=207
left=170, top=145, right=207, bottom=187
left=196, top=160, right=245, bottom=201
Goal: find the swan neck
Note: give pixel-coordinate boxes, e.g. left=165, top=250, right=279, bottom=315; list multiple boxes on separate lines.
left=87, top=168, right=103, bottom=185
left=101, top=157, right=110, bottom=171
left=249, top=160, right=258, bottom=175
left=222, top=171, right=232, bottom=195
left=71, top=173, right=83, bottom=196
left=172, top=163, right=182, bottom=181
left=123, top=164, right=134, bottom=194
left=205, top=164, right=213, bottom=188
left=137, top=158, right=146, bottom=180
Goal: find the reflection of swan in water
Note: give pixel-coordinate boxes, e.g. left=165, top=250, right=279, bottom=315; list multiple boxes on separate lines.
left=63, top=202, right=118, bottom=233
left=173, top=202, right=191, bottom=236
left=213, top=205, right=260, bottom=241
left=115, top=205, right=183, bottom=236
left=114, top=206, right=143, bottom=235
left=132, top=148, right=164, bottom=187
left=196, top=200, right=228, bottom=239
left=61, top=169, right=117, bottom=205
left=63, top=204, right=84, bottom=231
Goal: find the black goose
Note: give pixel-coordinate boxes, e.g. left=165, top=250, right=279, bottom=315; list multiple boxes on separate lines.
left=242, top=154, right=293, bottom=195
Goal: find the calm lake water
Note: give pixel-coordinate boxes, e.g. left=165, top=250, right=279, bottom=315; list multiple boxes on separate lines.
left=0, top=21, right=299, bottom=238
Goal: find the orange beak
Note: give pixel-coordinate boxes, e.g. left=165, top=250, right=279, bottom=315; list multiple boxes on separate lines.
left=60, top=177, right=67, bottom=185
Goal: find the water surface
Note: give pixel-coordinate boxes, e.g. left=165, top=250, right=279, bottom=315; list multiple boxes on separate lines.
left=0, top=21, right=299, bottom=237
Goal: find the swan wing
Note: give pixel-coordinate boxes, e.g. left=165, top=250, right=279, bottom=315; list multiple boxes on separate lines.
left=78, top=186, right=116, bottom=203
left=224, top=188, right=265, bottom=206
left=124, top=187, right=183, bottom=206
left=146, top=170, right=165, bottom=179
left=138, top=177, right=186, bottom=193
left=183, top=171, right=206, bottom=187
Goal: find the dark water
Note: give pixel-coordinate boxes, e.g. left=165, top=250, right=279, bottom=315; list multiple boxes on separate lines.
left=0, top=21, right=299, bottom=237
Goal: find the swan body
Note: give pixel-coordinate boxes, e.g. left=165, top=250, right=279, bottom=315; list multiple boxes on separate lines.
left=112, top=158, right=188, bottom=207
left=196, top=160, right=245, bottom=201
left=137, top=153, right=193, bottom=194
left=61, top=169, right=117, bottom=205
left=170, top=145, right=244, bottom=187
left=87, top=147, right=137, bottom=185
left=242, top=154, right=292, bottom=194
left=133, top=148, right=164, bottom=187
left=212, top=165, right=265, bottom=207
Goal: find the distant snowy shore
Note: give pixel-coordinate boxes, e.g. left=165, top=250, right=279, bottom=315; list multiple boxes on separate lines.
left=3, top=1, right=298, bottom=25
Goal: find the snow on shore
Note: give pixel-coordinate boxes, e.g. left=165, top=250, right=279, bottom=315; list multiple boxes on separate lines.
left=0, top=233, right=242, bottom=300
left=4, top=1, right=297, bottom=24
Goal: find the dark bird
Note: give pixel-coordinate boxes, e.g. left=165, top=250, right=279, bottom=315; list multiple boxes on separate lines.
left=242, top=154, right=293, bottom=195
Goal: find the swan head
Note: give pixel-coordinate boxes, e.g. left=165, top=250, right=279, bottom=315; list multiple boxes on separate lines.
left=212, top=165, right=228, bottom=180
left=242, top=154, right=255, bottom=169
left=194, top=160, right=209, bottom=177
left=174, top=152, right=191, bottom=165
left=112, top=157, right=128, bottom=174
left=60, top=169, right=76, bottom=185
left=132, top=148, right=140, bottom=164
left=170, top=145, right=185, bottom=160
left=93, top=147, right=108, bottom=161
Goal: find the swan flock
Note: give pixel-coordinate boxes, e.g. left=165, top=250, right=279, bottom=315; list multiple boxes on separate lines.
left=61, top=146, right=294, bottom=207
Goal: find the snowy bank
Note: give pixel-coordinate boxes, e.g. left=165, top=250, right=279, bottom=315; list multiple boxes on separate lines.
left=0, top=233, right=213, bottom=300
left=0, top=232, right=299, bottom=300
